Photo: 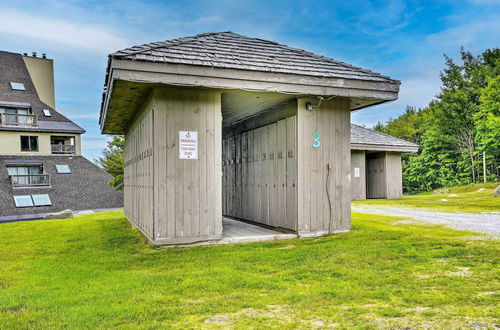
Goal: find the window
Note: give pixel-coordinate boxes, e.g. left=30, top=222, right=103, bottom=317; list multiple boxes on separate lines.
left=0, top=108, right=29, bottom=115
left=55, top=164, right=71, bottom=174
left=8, top=165, right=44, bottom=186
left=7, top=165, right=42, bottom=176
left=10, top=82, right=25, bottom=91
left=13, top=194, right=52, bottom=207
left=13, top=195, right=34, bottom=207
left=32, top=194, right=52, bottom=206
left=20, top=136, right=38, bottom=152
left=42, top=109, right=51, bottom=117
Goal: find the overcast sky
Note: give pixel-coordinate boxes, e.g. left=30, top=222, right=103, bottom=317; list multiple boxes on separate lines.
left=0, top=0, right=498, bottom=161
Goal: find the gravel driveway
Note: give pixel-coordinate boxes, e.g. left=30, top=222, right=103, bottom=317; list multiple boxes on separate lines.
left=352, top=205, right=500, bottom=235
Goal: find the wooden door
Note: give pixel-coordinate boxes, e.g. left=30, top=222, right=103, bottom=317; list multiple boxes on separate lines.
left=366, top=158, right=386, bottom=199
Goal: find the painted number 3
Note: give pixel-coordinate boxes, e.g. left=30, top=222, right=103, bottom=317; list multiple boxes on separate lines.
left=312, top=132, right=321, bottom=148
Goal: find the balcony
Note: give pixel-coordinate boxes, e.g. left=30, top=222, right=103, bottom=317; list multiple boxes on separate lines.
left=0, top=113, right=38, bottom=128
left=10, top=174, right=51, bottom=187
left=51, top=144, right=76, bottom=154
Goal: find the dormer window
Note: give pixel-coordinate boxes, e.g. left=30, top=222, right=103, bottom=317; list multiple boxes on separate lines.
left=43, top=109, right=51, bottom=117
left=10, top=82, right=25, bottom=91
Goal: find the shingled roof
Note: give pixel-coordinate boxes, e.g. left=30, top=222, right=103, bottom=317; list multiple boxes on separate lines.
left=0, top=155, right=123, bottom=219
left=111, top=32, right=397, bottom=83
left=0, top=51, right=85, bottom=133
left=351, top=124, right=419, bottom=152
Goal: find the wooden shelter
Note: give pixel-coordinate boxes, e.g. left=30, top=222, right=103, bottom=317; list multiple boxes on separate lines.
left=99, top=32, right=400, bottom=245
left=350, top=124, right=418, bottom=200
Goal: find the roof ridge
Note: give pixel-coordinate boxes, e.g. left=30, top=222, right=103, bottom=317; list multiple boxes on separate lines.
left=111, top=31, right=233, bottom=57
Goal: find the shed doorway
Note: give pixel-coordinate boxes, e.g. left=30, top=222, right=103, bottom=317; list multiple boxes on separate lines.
left=366, top=152, right=386, bottom=199
left=222, top=115, right=298, bottom=232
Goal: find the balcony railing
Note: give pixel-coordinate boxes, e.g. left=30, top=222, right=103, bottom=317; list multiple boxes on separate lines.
left=10, top=174, right=51, bottom=187
left=51, top=144, right=76, bottom=154
left=0, top=113, right=38, bottom=127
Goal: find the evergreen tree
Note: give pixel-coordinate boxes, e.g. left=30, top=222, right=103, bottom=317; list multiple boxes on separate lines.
left=97, top=136, right=124, bottom=190
left=374, top=47, right=499, bottom=193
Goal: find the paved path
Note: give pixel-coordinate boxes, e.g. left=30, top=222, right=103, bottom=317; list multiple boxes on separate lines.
left=352, top=205, right=500, bottom=235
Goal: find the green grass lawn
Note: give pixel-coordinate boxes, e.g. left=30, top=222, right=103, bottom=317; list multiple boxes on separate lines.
left=353, top=182, right=500, bottom=214
left=0, top=210, right=498, bottom=328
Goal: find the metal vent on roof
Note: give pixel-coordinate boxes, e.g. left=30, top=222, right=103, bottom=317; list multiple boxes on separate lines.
left=10, top=82, right=26, bottom=91
left=43, top=109, right=51, bottom=117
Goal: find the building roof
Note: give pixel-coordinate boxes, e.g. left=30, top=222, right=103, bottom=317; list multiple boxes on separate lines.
left=0, top=51, right=85, bottom=133
left=350, top=124, right=419, bottom=153
left=111, top=31, right=397, bottom=83
left=0, top=155, right=122, bottom=219
left=101, top=32, right=400, bottom=134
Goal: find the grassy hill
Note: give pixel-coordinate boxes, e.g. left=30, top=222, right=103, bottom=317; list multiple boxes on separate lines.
left=0, top=210, right=498, bottom=328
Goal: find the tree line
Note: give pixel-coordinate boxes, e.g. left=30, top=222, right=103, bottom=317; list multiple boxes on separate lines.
left=374, top=48, right=499, bottom=193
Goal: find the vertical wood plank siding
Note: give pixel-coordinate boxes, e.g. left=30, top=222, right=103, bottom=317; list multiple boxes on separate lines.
left=126, top=87, right=222, bottom=245
left=350, top=150, right=366, bottom=200
left=127, top=90, right=352, bottom=244
left=366, top=152, right=386, bottom=199
left=222, top=117, right=297, bottom=231
left=384, top=152, right=403, bottom=199
left=124, top=94, right=154, bottom=238
left=297, top=98, right=351, bottom=234
left=222, top=98, right=351, bottom=235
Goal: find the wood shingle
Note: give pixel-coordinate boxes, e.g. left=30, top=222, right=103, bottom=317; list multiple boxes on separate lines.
left=111, top=32, right=397, bottom=83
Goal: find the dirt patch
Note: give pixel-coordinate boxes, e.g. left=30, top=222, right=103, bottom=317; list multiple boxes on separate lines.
left=278, top=244, right=296, bottom=249
left=205, top=314, right=230, bottom=325
left=204, top=304, right=292, bottom=326
left=184, top=297, right=205, bottom=304
left=391, top=219, right=417, bottom=225
left=446, top=266, right=472, bottom=277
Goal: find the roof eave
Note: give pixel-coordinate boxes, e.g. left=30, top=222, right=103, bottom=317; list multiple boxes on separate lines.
left=350, top=143, right=419, bottom=153
left=0, top=127, right=85, bottom=134
left=100, top=59, right=399, bottom=134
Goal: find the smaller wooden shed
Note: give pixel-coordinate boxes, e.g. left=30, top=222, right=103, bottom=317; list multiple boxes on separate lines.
left=350, top=124, right=418, bottom=200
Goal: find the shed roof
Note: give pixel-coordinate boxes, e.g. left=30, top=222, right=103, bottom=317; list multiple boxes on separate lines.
left=350, top=124, right=419, bottom=153
left=111, top=32, right=397, bottom=83
left=101, top=32, right=400, bottom=134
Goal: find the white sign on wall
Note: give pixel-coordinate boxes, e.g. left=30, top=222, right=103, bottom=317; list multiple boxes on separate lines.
left=179, top=131, right=198, bottom=159
left=354, top=167, right=360, bottom=178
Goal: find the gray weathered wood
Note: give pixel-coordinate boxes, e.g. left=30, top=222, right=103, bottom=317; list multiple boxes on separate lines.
left=126, top=87, right=223, bottom=245
left=296, top=98, right=351, bottom=234
left=350, top=150, right=366, bottom=200
left=384, top=152, right=403, bottom=199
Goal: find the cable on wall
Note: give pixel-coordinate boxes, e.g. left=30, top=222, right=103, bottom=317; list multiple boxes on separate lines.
left=326, top=163, right=333, bottom=233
